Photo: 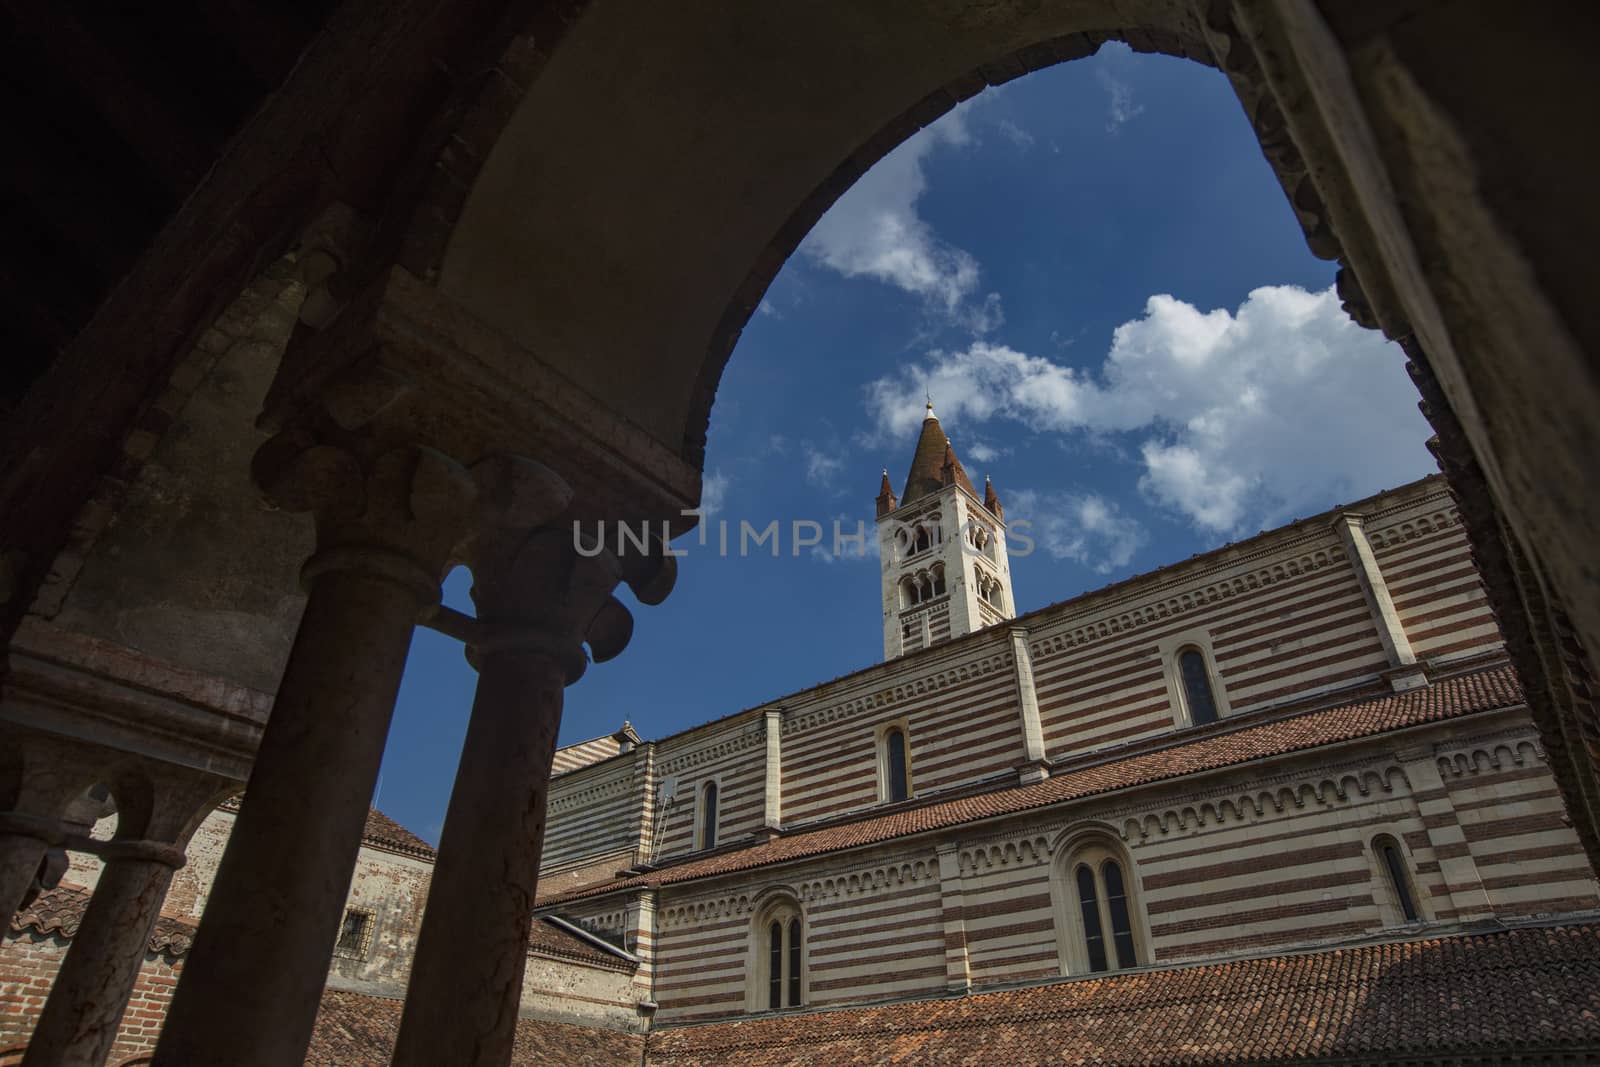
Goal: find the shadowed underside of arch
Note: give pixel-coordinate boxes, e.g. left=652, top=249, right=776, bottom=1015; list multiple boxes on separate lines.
left=430, top=0, right=1216, bottom=464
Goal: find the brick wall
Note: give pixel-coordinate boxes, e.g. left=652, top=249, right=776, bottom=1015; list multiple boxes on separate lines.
left=0, top=931, right=182, bottom=1064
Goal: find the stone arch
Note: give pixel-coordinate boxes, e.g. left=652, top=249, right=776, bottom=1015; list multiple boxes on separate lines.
left=413, top=6, right=1308, bottom=468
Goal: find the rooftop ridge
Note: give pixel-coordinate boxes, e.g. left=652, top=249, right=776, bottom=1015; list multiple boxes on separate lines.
left=551, top=474, right=1453, bottom=766
left=539, top=665, right=1522, bottom=906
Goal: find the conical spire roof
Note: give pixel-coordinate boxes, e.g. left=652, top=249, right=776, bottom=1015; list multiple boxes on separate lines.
left=900, top=402, right=978, bottom=505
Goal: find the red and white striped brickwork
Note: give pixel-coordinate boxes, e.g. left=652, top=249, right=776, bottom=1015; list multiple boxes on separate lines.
left=635, top=716, right=1599, bottom=1024
left=531, top=477, right=1600, bottom=1027
left=652, top=721, right=767, bottom=859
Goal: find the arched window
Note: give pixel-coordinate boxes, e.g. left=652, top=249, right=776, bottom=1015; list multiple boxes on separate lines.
left=913, top=525, right=931, bottom=553
left=1177, top=647, right=1219, bottom=726
left=901, top=576, right=919, bottom=608
left=1372, top=834, right=1421, bottom=924
left=696, top=781, right=718, bottom=850
left=748, top=894, right=805, bottom=1012
left=930, top=564, right=946, bottom=597
left=1053, top=833, right=1147, bottom=976
left=883, top=727, right=910, bottom=802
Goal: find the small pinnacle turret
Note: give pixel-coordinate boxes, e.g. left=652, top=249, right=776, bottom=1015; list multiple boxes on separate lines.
left=984, top=475, right=1003, bottom=521
left=875, top=468, right=898, bottom=518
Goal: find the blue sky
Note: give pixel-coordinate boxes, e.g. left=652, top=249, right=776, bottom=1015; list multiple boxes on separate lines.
left=375, top=46, right=1436, bottom=842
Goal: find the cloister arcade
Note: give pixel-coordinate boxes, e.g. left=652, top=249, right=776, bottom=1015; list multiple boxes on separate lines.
left=1, top=2, right=1597, bottom=1065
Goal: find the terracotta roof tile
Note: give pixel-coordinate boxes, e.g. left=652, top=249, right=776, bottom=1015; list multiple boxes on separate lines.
left=900, top=410, right=978, bottom=505
left=361, top=807, right=435, bottom=857
left=11, top=884, right=194, bottom=957
left=645, top=922, right=1600, bottom=1064
left=307, top=988, right=643, bottom=1066
left=542, top=667, right=1523, bottom=905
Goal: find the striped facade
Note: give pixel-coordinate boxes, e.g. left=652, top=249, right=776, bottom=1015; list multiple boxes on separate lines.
left=537, top=476, right=1599, bottom=1030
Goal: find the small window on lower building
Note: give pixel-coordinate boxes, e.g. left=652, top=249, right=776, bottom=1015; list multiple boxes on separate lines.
left=750, top=895, right=805, bottom=1012
left=333, top=908, right=374, bottom=960
left=1373, top=834, right=1421, bottom=923
left=1054, top=834, right=1147, bottom=976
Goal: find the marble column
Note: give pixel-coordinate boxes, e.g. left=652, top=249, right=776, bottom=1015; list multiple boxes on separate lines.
left=154, top=442, right=478, bottom=1067
left=393, top=519, right=657, bottom=1067
left=24, top=840, right=186, bottom=1067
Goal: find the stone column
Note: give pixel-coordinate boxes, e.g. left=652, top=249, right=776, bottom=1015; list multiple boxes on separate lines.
left=0, top=734, right=97, bottom=922
left=0, top=814, right=57, bottom=922
left=394, top=515, right=669, bottom=1067
left=1335, top=514, right=1427, bottom=690
left=1009, top=628, right=1048, bottom=784
left=24, top=841, right=185, bottom=1067
left=763, top=708, right=783, bottom=830
left=154, top=442, right=479, bottom=1067
left=26, top=768, right=220, bottom=1067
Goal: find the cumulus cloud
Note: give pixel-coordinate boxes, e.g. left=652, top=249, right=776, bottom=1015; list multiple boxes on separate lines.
left=1009, top=490, right=1148, bottom=573
left=866, top=284, right=1434, bottom=536
left=1096, top=43, right=1145, bottom=133
left=803, top=445, right=846, bottom=489
left=800, top=103, right=1001, bottom=332
left=698, top=471, right=731, bottom=517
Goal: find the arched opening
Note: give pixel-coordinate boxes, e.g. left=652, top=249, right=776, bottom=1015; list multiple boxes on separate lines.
left=1177, top=647, right=1220, bottom=727
left=881, top=726, right=911, bottom=803
left=1370, top=833, right=1423, bottom=925
left=746, top=891, right=806, bottom=1012
left=697, top=780, right=719, bottom=851
left=1051, top=829, right=1150, bottom=976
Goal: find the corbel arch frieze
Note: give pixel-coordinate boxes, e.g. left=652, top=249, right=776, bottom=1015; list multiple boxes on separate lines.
left=781, top=650, right=1014, bottom=736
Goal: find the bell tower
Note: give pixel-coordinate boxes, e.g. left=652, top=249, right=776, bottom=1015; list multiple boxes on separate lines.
left=876, top=403, right=1015, bottom=660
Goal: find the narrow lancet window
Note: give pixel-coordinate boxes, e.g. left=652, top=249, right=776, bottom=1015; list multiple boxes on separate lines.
left=787, top=917, right=802, bottom=1007
left=768, top=921, right=783, bottom=1008
left=1179, top=648, right=1219, bottom=726
left=1075, top=864, right=1108, bottom=973
left=1103, top=860, right=1138, bottom=967
left=700, top=782, right=719, bottom=849
left=885, top=728, right=909, bottom=802
left=1381, top=840, right=1419, bottom=921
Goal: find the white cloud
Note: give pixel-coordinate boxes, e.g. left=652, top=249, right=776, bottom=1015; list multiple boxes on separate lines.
left=996, top=118, right=1035, bottom=149
left=698, top=471, right=730, bottom=517
left=803, top=445, right=845, bottom=489
left=1010, top=490, right=1147, bottom=573
left=800, top=103, right=1001, bottom=332
left=865, top=284, right=1434, bottom=536
left=1096, top=43, right=1145, bottom=133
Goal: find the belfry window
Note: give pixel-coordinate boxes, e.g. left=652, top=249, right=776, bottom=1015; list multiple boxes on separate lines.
left=750, top=896, right=805, bottom=1012
left=1054, top=835, right=1146, bottom=976
left=930, top=564, right=947, bottom=598
left=697, top=781, right=719, bottom=850
left=913, top=525, right=932, bottom=553
left=1177, top=647, right=1219, bottom=726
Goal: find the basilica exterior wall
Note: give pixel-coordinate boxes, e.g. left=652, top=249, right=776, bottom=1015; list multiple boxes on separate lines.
left=604, top=710, right=1598, bottom=1027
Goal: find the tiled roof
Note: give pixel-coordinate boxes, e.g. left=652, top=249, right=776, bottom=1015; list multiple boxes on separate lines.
left=361, top=807, right=435, bottom=857
left=218, top=798, right=436, bottom=859
left=11, top=884, right=194, bottom=957
left=307, top=988, right=643, bottom=1066
left=542, top=667, right=1523, bottom=905
left=530, top=917, right=637, bottom=971
left=645, top=922, right=1600, bottom=1065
